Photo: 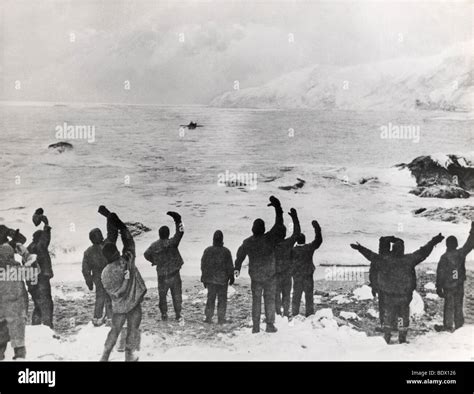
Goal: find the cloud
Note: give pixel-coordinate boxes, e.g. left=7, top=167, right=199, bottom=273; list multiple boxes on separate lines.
left=1, top=0, right=471, bottom=104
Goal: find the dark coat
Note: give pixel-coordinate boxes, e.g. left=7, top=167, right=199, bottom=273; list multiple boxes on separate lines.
left=291, top=227, right=323, bottom=279
left=144, top=222, right=184, bottom=276
left=274, top=216, right=301, bottom=274
left=234, top=208, right=284, bottom=282
left=357, top=237, right=440, bottom=296
left=101, top=227, right=146, bottom=314
left=0, top=244, right=28, bottom=322
left=201, top=231, right=234, bottom=286
left=27, top=225, right=53, bottom=278
left=436, top=229, right=474, bottom=290
left=82, top=244, right=108, bottom=288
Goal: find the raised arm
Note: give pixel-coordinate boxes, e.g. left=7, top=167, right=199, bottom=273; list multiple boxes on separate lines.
left=167, top=211, right=184, bottom=248
left=407, top=233, right=444, bottom=266
left=350, top=242, right=380, bottom=264
left=118, top=225, right=135, bottom=260
left=460, top=222, right=474, bottom=257
left=287, top=208, right=301, bottom=242
left=98, top=206, right=119, bottom=245
left=267, top=196, right=284, bottom=240
left=308, top=220, right=323, bottom=251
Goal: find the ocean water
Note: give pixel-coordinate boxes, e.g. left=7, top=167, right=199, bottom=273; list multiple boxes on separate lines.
left=0, top=103, right=472, bottom=280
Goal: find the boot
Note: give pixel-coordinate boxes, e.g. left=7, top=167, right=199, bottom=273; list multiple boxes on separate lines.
left=92, top=318, right=104, bottom=327
left=99, top=347, right=112, bottom=362
left=203, top=317, right=213, bottom=324
left=218, top=318, right=231, bottom=325
left=161, top=314, right=168, bottom=321
left=125, top=349, right=139, bottom=362
left=265, top=323, right=278, bottom=333
left=398, top=331, right=408, bottom=344
left=0, top=342, right=7, bottom=361
left=434, top=324, right=446, bottom=332
left=383, top=330, right=391, bottom=345
left=13, top=346, right=26, bottom=360
left=252, top=325, right=260, bottom=334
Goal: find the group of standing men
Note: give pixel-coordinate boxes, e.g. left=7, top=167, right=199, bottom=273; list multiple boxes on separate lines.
left=0, top=208, right=54, bottom=360
left=0, top=196, right=472, bottom=360
left=352, top=221, right=473, bottom=344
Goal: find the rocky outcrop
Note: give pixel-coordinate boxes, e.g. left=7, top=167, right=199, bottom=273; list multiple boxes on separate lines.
left=125, top=222, right=152, bottom=237
left=397, top=154, right=474, bottom=198
left=278, top=178, right=306, bottom=191
left=409, top=185, right=470, bottom=199
left=412, top=206, right=474, bottom=223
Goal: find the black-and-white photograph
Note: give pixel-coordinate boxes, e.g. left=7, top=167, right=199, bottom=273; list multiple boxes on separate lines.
left=0, top=0, right=472, bottom=388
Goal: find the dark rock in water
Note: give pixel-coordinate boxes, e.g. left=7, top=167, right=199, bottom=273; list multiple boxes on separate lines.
left=48, top=141, right=73, bottom=153
left=278, top=178, right=306, bottom=191
left=359, top=176, right=378, bottom=185
left=413, top=208, right=427, bottom=215
left=409, top=185, right=470, bottom=199
left=396, top=154, right=474, bottom=198
left=412, top=206, right=474, bottom=223
left=125, top=222, right=152, bottom=237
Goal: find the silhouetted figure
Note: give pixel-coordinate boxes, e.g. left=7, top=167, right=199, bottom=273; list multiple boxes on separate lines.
left=27, top=209, right=54, bottom=328
left=291, top=220, right=323, bottom=317
left=234, top=195, right=285, bottom=333
left=351, top=233, right=444, bottom=344
left=201, top=230, right=234, bottom=324
left=99, top=208, right=147, bottom=362
left=144, top=212, right=184, bottom=321
left=82, top=228, right=113, bottom=326
left=0, top=226, right=29, bottom=360
left=370, top=236, right=403, bottom=330
left=274, top=208, right=301, bottom=317
left=435, top=222, right=474, bottom=332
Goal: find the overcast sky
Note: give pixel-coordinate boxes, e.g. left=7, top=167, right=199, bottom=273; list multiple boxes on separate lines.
left=1, top=0, right=471, bottom=104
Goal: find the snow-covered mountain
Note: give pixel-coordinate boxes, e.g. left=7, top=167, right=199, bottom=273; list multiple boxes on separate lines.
left=211, top=42, right=473, bottom=111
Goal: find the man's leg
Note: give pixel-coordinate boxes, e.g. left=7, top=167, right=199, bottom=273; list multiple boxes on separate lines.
left=217, top=284, right=228, bottom=324
left=157, top=275, right=169, bottom=319
left=7, top=317, right=26, bottom=359
left=101, top=312, right=127, bottom=361
left=170, top=273, right=183, bottom=320
left=204, top=284, right=217, bottom=322
left=28, top=285, right=42, bottom=326
left=281, top=273, right=292, bottom=317
left=94, top=284, right=106, bottom=323
left=0, top=321, right=10, bottom=361
left=125, top=303, right=142, bottom=361
left=292, top=278, right=304, bottom=316
left=454, top=284, right=464, bottom=330
left=378, top=292, right=385, bottom=327
left=398, top=296, right=410, bottom=343
left=275, top=274, right=283, bottom=316
left=304, top=275, right=315, bottom=317
left=251, top=281, right=264, bottom=333
left=37, top=276, right=54, bottom=328
left=263, top=276, right=277, bottom=332
left=383, top=294, right=396, bottom=344
left=443, top=289, right=455, bottom=332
